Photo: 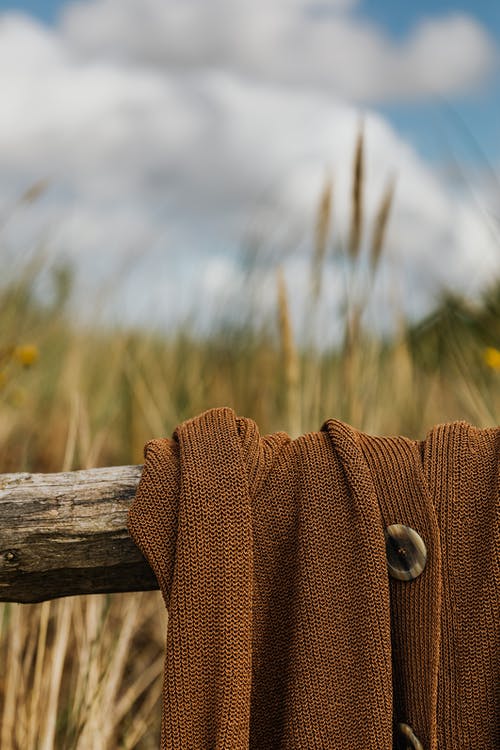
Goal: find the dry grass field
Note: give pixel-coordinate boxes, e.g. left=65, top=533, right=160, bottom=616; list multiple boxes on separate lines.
left=1, top=134, right=498, bottom=748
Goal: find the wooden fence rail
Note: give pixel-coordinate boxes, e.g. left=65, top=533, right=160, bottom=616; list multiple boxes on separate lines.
left=0, top=466, right=158, bottom=604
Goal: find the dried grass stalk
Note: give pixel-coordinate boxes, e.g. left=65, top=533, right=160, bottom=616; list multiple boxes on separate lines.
left=27, top=600, right=51, bottom=750
left=348, top=123, right=364, bottom=260
left=19, top=179, right=49, bottom=206
left=311, top=176, right=333, bottom=303
left=276, top=266, right=301, bottom=437
left=370, top=176, right=395, bottom=272
left=1, top=604, right=22, bottom=750
left=40, top=598, right=72, bottom=750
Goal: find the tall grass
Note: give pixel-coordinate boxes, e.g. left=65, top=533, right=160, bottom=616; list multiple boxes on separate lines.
left=0, top=127, right=498, bottom=748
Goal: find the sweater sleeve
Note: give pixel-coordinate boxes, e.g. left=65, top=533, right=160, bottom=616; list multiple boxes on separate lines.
left=127, top=407, right=256, bottom=749
left=127, top=437, right=180, bottom=610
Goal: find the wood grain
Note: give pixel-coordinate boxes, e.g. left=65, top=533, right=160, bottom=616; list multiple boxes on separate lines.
left=0, top=465, right=158, bottom=603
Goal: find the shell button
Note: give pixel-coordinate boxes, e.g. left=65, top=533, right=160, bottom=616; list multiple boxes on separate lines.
left=395, top=721, right=424, bottom=749
left=384, top=523, right=427, bottom=581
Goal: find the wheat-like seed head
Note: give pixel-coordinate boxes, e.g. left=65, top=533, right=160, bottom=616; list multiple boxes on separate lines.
left=348, top=122, right=364, bottom=261
left=311, top=176, right=333, bottom=303
left=370, top=175, right=396, bottom=272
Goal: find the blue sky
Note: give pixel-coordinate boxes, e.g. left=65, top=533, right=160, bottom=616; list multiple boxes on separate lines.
left=1, top=0, right=498, bottom=165
left=360, top=0, right=500, bottom=165
left=359, top=0, right=500, bottom=36
left=5, top=0, right=498, bottom=29
left=0, top=0, right=65, bottom=22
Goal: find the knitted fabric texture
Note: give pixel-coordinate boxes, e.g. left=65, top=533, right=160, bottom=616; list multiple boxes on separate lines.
left=127, top=406, right=500, bottom=750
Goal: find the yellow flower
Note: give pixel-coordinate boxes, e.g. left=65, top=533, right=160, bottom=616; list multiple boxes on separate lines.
left=13, top=344, right=39, bottom=367
left=483, top=347, right=500, bottom=371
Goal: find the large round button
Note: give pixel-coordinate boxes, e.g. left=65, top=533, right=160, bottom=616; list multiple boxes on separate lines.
left=395, top=721, right=424, bottom=749
left=384, top=524, right=427, bottom=581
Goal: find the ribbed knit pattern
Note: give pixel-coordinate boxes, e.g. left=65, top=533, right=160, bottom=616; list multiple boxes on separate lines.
left=127, top=406, right=500, bottom=750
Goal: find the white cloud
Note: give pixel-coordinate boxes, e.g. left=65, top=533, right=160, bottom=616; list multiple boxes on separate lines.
left=0, top=4, right=498, bottom=343
left=60, top=0, right=497, bottom=102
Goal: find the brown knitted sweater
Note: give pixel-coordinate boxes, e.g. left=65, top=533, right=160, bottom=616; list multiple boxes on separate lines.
left=127, top=406, right=499, bottom=749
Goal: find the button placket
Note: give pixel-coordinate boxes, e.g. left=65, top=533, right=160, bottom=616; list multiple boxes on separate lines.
left=358, top=431, right=443, bottom=750
left=385, top=524, right=427, bottom=747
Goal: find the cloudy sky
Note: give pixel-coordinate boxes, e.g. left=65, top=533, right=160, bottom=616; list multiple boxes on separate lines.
left=0, top=0, right=499, bottom=343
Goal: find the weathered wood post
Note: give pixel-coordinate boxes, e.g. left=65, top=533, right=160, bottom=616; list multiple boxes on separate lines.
left=0, top=466, right=158, bottom=603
